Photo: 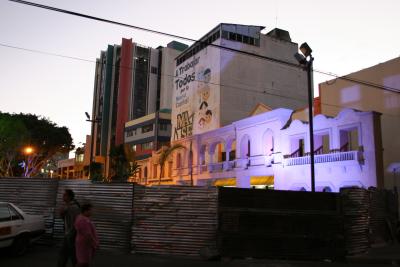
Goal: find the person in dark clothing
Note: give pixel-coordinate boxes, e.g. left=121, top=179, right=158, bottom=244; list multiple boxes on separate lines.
left=57, top=189, right=80, bottom=267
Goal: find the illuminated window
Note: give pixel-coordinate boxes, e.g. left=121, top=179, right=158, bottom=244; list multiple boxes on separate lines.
left=339, top=128, right=359, bottom=151
left=141, top=142, right=153, bottom=150
left=142, top=124, right=153, bottom=133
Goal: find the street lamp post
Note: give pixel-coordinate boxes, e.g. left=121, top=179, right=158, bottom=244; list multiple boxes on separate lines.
left=295, top=42, right=315, bottom=192
left=85, top=112, right=101, bottom=179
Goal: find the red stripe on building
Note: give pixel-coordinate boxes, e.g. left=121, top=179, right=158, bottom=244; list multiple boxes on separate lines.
left=115, top=39, right=133, bottom=145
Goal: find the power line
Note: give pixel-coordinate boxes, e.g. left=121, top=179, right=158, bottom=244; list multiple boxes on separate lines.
left=0, top=43, right=93, bottom=63
left=2, top=41, right=399, bottom=120
left=8, top=0, right=400, bottom=94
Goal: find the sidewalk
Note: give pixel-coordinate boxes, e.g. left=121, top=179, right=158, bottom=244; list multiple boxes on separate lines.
left=2, top=245, right=399, bottom=267
left=346, top=244, right=400, bottom=265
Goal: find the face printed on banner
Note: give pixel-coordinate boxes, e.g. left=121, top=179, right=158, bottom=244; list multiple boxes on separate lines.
left=203, top=68, right=211, bottom=83
left=198, top=117, right=206, bottom=129
left=200, top=89, right=210, bottom=102
left=205, top=110, right=212, bottom=124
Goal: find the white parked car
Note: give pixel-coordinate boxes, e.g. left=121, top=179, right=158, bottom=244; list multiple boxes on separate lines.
left=0, top=202, right=45, bottom=255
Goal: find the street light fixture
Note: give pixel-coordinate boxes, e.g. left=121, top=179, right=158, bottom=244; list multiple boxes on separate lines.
left=85, top=112, right=101, bottom=179
left=22, top=146, right=35, bottom=177
left=295, top=42, right=315, bottom=192
left=23, top=146, right=34, bottom=155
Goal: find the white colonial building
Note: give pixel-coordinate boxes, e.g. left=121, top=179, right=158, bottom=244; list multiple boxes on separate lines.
left=137, top=108, right=383, bottom=192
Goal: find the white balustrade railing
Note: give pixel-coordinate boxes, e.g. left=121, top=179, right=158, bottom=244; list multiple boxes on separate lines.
left=235, top=158, right=249, bottom=169
left=284, top=150, right=360, bottom=166
left=209, top=162, right=224, bottom=172
left=226, top=160, right=235, bottom=170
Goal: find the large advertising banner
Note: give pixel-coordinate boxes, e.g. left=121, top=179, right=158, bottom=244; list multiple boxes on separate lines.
left=172, top=47, right=220, bottom=141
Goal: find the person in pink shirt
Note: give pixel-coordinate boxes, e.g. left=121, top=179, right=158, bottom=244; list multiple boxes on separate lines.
left=74, top=203, right=99, bottom=267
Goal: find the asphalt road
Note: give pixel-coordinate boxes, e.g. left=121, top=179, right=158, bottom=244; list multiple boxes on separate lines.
left=0, top=244, right=397, bottom=267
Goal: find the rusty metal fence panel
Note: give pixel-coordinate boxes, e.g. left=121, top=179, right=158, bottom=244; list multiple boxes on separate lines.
left=131, top=185, right=218, bottom=257
left=53, top=180, right=134, bottom=251
left=340, top=187, right=370, bottom=255
left=369, top=188, right=398, bottom=245
left=0, top=177, right=59, bottom=244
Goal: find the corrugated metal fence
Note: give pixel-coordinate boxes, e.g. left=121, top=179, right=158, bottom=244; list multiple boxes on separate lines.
left=369, top=188, right=398, bottom=245
left=0, top=178, right=398, bottom=259
left=131, top=185, right=218, bottom=257
left=53, top=180, right=134, bottom=251
left=340, top=187, right=399, bottom=255
left=340, top=187, right=370, bottom=255
left=0, top=178, right=59, bottom=244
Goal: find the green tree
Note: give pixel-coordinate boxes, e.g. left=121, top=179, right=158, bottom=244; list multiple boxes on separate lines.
left=87, top=162, right=104, bottom=182
left=156, top=144, right=185, bottom=185
left=0, top=112, right=74, bottom=177
left=0, top=113, right=29, bottom=177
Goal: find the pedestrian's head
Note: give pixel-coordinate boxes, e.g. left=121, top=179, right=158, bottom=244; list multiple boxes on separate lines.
left=81, top=203, right=93, bottom=217
left=63, top=189, right=75, bottom=203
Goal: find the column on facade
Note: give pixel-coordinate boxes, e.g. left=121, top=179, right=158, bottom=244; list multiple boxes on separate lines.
left=223, top=138, right=234, bottom=170
left=236, top=172, right=251, bottom=188
left=207, top=146, right=215, bottom=172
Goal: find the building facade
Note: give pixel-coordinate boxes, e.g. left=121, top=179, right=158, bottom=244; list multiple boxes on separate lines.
left=318, top=57, right=400, bottom=189
left=57, top=135, right=91, bottom=179
left=137, top=108, right=383, bottom=192
left=90, top=39, right=187, bottom=177
left=124, top=111, right=172, bottom=160
left=171, top=23, right=308, bottom=142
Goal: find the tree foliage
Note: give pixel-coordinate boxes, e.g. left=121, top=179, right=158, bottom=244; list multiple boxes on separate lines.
left=0, top=112, right=74, bottom=177
left=109, top=144, right=140, bottom=182
left=0, top=113, right=29, bottom=176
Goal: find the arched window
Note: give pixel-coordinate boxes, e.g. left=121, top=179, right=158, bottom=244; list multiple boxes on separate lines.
left=323, top=186, right=332, bottom=192
left=200, top=145, right=206, bottom=165
left=176, top=153, right=181, bottom=169
left=189, top=151, right=193, bottom=168
left=168, top=161, right=173, bottom=177
left=240, top=135, right=251, bottom=158
left=263, top=130, right=274, bottom=156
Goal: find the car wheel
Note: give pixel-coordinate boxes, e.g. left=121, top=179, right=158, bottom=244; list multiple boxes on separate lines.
left=12, top=234, right=30, bottom=256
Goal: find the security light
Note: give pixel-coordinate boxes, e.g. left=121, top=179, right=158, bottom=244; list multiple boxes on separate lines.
left=300, top=42, right=312, bottom=57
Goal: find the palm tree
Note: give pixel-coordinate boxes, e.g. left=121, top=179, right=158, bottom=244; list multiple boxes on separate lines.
left=109, top=144, right=140, bottom=182
left=156, top=143, right=185, bottom=185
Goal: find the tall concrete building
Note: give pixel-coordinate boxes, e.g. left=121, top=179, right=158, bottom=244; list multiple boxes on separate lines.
left=319, top=57, right=400, bottom=189
left=172, top=23, right=308, bottom=141
left=91, top=38, right=187, bottom=177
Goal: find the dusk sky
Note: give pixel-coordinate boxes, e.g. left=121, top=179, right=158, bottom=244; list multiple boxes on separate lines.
left=1, top=0, right=399, bottom=151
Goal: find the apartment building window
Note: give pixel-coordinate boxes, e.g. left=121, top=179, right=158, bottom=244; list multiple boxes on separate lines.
left=159, top=123, right=168, bottom=131
left=222, top=30, right=259, bottom=47
left=142, top=124, right=153, bottom=133
left=132, top=145, right=137, bottom=152
left=176, top=30, right=220, bottom=66
left=141, top=142, right=153, bottom=150
left=126, top=128, right=137, bottom=137
left=151, top=66, right=158, bottom=74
